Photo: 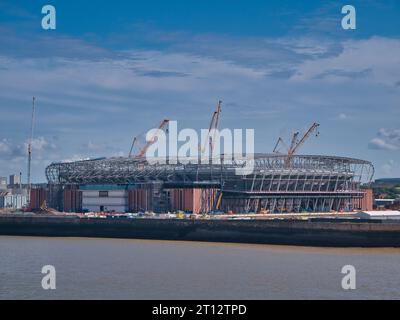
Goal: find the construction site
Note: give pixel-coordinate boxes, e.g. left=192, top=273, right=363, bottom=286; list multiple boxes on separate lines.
left=22, top=99, right=373, bottom=215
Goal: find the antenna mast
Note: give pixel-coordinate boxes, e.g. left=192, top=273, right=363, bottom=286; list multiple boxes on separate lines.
left=27, top=96, right=36, bottom=206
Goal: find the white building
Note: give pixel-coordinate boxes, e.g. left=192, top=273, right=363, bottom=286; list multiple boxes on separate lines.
left=0, top=177, right=7, bottom=190
left=355, top=210, right=400, bottom=220
left=81, top=186, right=128, bottom=212
left=0, top=192, right=27, bottom=209
left=9, top=174, right=21, bottom=186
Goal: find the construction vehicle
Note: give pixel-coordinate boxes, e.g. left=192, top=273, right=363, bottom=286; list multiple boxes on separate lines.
left=212, top=181, right=225, bottom=212
left=214, top=191, right=223, bottom=210
left=175, top=211, right=185, bottom=219
left=40, top=200, right=48, bottom=211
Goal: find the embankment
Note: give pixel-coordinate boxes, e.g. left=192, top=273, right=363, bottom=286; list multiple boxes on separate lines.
left=0, top=215, right=400, bottom=247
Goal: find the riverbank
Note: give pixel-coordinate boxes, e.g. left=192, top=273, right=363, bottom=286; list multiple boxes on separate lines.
left=0, top=214, right=400, bottom=247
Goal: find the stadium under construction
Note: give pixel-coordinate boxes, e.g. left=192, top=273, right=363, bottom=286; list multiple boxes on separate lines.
left=38, top=101, right=375, bottom=215
left=43, top=153, right=373, bottom=214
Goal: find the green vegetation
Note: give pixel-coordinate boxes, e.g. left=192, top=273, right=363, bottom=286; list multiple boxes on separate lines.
left=372, top=185, right=400, bottom=199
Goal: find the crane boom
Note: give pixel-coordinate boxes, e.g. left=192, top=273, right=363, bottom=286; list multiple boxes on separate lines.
left=274, top=122, right=320, bottom=167
left=129, top=119, right=170, bottom=158
left=128, top=137, right=138, bottom=158
left=288, top=122, right=319, bottom=157
left=288, top=131, right=299, bottom=154
left=273, top=137, right=289, bottom=154
left=202, top=100, right=222, bottom=157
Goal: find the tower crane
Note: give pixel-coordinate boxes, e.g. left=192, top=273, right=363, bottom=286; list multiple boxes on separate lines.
left=129, top=119, right=170, bottom=158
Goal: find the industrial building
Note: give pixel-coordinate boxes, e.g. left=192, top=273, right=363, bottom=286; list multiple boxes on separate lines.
left=0, top=185, right=28, bottom=210
left=9, top=174, right=21, bottom=186
left=80, top=185, right=129, bottom=213
left=355, top=210, right=400, bottom=220
left=0, top=193, right=27, bottom=210
left=0, top=173, right=29, bottom=210
left=0, top=177, right=7, bottom=190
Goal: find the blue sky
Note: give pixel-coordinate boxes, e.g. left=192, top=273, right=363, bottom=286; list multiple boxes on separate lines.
left=0, top=0, right=400, bottom=182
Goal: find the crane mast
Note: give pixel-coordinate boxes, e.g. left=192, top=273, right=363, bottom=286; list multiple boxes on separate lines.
left=27, top=96, right=36, bottom=205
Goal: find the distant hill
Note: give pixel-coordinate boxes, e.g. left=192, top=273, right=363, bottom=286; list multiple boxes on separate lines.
left=374, top=178, right=400, bottom=186
left=371, top=179, right=400, bottom=200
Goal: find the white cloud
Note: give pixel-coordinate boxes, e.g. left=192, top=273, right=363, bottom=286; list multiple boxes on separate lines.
left=1, top=29, right=400, bottom=179
left=60, top=155, right=91, bottom=163
left=28, top=137, right=56, bottom=153
left=291, top=37, right=400, bottom=85
left=0, top=136, right=57, bottom=160
left=0, top=136, right=59, bottom=182
left=0, top=138, right=24, bottom=160
left=369, top=128, right=400, bottom=151
left=85, top=141, right=102, bottom=151
left=0, top=139, right=12, bottom=154
left=381, top=160, right=397, bottom=175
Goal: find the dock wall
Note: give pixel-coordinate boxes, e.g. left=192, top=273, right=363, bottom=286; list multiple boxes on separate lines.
left=0, top=215, right=399, bottom=247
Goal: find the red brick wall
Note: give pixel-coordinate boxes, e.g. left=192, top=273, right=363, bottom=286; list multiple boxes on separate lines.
left=353, top=189, right=373, bottom=211
left=63, top=189, right=82, bottom=212
left=29, top=188, right=47, bottom=210
left=128, top=188, right=152, bottom=212
left=170, top=188, right=217, bottom=213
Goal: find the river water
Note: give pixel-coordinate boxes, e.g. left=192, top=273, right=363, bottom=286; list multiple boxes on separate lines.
left=0, top=236, right=399, bottom=299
